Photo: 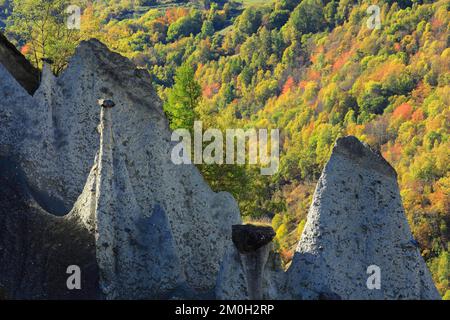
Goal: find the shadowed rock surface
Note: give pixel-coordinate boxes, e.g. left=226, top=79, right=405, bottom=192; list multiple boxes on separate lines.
left=0, top=157, right=99, bottom=299
left=232, top=225, right=276, bottom=254
left=0, top=33, right=40, bottom=94
left=285, top=136, right=441, bottom=300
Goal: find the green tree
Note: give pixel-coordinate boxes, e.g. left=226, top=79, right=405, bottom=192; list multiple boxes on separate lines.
left=437, top=251, right=449, bottom=290
left=237, top=7, right=262, bottom=35
left=383, top=72, right=416, bottom=96
left=167, top=10, right=202, bottom=42
left=357, top=81, right=389, bottom=115
left=164, top=63, right=201, bottom=130
left=201, top=19, right=214, bottom=38
left=324, top=0, right=338, bottom=28
left=7, top=0, right=80, bottom=74
left=268, top=10, right=290, bottom=30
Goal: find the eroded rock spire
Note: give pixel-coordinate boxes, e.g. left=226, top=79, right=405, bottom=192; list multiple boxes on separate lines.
left=1, top=39, right=242, bottom=295
left=232, top=225, right=276, bottom=300
left=286, top=136, right=440, bottom=300
left=95, top=99, right=117, bottom=297
left=70, top=100, right=184, bottom=299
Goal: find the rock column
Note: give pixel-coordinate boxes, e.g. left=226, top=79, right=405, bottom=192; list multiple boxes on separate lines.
left=95, top=99, right=117, bottom=298
left=232, top=225, right=275, bottom=300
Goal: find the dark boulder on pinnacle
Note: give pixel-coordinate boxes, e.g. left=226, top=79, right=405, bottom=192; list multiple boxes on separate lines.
left=232, top=225, right=276, bottom=300
left=232, top=225, right=276, bottom=254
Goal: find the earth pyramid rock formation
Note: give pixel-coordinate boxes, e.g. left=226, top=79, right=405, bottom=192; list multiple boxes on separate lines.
left=0, top=36, right=241, bottom=298
left=68, top=102, right=184, bottom=299
left=286, top=136, right=441, bottom=300
left=0, top=33, right=441, bottom=300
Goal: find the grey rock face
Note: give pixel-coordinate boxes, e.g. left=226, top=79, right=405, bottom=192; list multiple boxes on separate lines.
left=0, top=39, right=241, bottom=298
left=215, top=244, right=286, bottom=300
left=215, top=245, right=249, bottom=300
left=286, top=136, right=441, bottom=300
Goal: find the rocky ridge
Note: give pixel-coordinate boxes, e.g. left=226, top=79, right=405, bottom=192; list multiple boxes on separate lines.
left=0, top=36, right=240, bottom=299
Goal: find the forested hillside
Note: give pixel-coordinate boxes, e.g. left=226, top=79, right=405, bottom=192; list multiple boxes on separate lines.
left=2, top=0, right=449, bottom=298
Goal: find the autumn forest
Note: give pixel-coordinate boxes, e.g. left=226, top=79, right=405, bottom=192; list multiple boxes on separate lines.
left=0, top=0, right=448, bottom=298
